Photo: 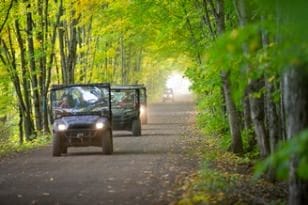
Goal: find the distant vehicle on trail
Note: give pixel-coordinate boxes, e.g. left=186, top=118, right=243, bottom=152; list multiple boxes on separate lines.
left=162, top=88, right=174, bottom=102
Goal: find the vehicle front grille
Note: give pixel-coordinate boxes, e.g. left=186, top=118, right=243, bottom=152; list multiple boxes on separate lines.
left=68, top=124, right=95, bottom=129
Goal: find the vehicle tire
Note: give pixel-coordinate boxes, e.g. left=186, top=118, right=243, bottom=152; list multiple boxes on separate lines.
left=132, top=119, right=141, bottom=136
left=62, top=146, right=67, bottom=154
left=102, top=129, right=113, bottom=155
left=52, top=134, right=61, bottom=157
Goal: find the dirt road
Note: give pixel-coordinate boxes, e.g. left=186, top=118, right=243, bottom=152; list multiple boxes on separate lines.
left=0, top=101, right=197, bottom=205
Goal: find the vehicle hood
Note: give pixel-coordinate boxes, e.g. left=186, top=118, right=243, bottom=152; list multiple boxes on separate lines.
left=112, top=108, right=136, bottom=117
left=61, top=115, right=101, bottom=125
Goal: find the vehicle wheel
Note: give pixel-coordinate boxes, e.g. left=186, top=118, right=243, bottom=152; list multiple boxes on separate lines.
left=62, top=146, right=67, bottom=154
left=132, top=119, right=141, bottom=136
left=102, top=129, right=113, bottom=155
left=52, top=134, right=62, bottom=157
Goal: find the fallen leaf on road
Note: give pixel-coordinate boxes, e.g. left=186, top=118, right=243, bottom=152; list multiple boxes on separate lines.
left=31, top=200, right=38, bottom=204
left=42, top=192, right=50, bottom=196
left=136, top=181, right=144, bottom=185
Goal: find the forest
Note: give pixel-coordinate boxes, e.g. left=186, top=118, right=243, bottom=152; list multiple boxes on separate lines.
left=0, top=0, right=307, bottom=204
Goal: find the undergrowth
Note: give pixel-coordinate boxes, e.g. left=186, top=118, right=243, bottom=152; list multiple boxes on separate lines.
left=174, top=121, right=287, bottom=205
left=0, top=134, right=50, bottom=157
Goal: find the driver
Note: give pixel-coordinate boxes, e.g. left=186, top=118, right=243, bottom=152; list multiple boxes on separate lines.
left=58, top=95, right=74, bottom=108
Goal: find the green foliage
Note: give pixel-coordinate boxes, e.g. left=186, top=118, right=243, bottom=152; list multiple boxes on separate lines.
left=185, top=60, right=230, bottom=149
left=0, top=133, right=50, bottom=157
left=255, top=129, right=308, bottom=180
left=0, top=66, right=11, bottom=114
left=197, top=161, right=237, bottom=192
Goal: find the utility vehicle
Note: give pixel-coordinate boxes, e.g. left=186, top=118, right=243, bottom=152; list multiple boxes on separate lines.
left=50, top=83, right=113, bottom=156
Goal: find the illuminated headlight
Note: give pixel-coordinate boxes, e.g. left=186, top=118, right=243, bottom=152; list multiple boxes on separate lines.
left=140, top=106, right=145, bottom=115
left=96, top=122, right=104, bottom=129
left=58, top=124, right=68, bottom=131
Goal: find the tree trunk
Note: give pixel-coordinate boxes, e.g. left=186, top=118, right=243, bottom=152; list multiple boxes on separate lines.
left=210, top=0, right=243, bottom=154
left=248, top=79, right=270, bottom=157
left=26, top=2, right=42, bottom=132
left=221, top=71, right=243, bottom=153
left=19, top=106, right=24, bottom=144
left=243, top=88, right=256, bottom=151
left=283, top=67, right=308, bottom=205
left=0, top=34, right=35, bottom=141
left=66, top=11, right=79, bottom=84
left=265, top=79, right=281, bottom=153
left=14, top=20, right=35, bottom=139
left=120, top=35, right=125, bottom=84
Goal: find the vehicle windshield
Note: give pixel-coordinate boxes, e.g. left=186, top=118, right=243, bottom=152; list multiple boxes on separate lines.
left=139, top=88, right=146, bottom=105
left=164, top=88, right=173, bottom=95
left=51, top=86, right=110, bottom=117
left=111, top=89, right=137, bottom=109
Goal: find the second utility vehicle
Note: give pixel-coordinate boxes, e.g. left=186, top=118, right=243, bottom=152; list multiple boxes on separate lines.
left=111, top=86, right=141, bottom=136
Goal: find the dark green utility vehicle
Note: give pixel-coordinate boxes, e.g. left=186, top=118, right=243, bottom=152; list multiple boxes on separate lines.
left=111, top=86, right=141, bottom=136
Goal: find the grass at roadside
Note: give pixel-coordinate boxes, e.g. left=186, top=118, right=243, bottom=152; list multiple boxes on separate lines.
left=0, top=135, right=50, bottom=157
left=174, top=128, right=287, bottom=205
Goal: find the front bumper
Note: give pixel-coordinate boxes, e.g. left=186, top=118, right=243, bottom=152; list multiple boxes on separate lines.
left=56, top=129, right=104, bottom=147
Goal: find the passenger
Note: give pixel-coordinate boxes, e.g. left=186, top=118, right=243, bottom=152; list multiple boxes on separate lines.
left=58, top=95, right=74, bottom=108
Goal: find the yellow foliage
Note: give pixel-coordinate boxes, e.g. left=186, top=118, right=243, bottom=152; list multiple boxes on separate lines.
left=106, top=47, right=116, bottom=58
left=177, top=198, right=193, bottom=205
left=227, top=43, right=236, bottom=53
left=230, top=29, right=239, bottom=40
left=290, top=57, right=301, bottom=66
left=191, top=193, right=210, bottom=203
left=249, top=38, right=260, bottom=52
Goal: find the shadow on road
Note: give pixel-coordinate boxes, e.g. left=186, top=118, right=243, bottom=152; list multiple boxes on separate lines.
left=113, top=133, right=177, bottom=137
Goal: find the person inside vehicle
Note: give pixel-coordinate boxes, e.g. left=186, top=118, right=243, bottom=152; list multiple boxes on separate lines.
left=119, top=91, right=134, bottom=108
left=58, top=95, right=74, bottom=108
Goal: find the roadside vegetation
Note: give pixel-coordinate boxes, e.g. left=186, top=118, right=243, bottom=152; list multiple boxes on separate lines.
left=174, top=126, right=287, bottom=204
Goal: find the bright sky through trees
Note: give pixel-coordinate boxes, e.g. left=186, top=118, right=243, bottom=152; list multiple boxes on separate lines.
left=166, top=72, right=191, bottom=95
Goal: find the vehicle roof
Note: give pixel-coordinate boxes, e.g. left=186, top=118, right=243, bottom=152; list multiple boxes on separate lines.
left=51, top=83, right=110, bottom=91
left=111, top=85, right=145, bottom=90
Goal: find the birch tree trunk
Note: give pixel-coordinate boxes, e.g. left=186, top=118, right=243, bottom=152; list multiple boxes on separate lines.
left=283, top=67, right=308, bottom=205
left=248, top=79, right=270, bottom=157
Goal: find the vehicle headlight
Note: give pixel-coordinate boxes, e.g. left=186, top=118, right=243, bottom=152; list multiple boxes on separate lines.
left=96, top=122, right=104, bottom=129
left=140, top=106, right=145, bottom=115
left=58, top=124, right=68, bottom=131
